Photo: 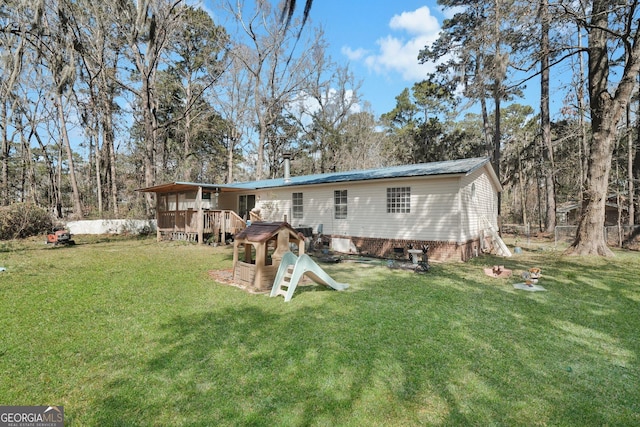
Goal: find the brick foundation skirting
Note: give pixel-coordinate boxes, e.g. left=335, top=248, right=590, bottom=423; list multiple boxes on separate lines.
left=337, top=235, right=483, bottom=262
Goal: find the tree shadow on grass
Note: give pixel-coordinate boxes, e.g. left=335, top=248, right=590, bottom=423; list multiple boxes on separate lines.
left=92, top=302, right=384, bottom=425
left=90, top=252, right=640, bottom=426
left=445, top=252, right=640, bottom=423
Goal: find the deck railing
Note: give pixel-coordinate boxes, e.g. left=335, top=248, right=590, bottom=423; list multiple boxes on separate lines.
left=249, top=211, right=263, bottom=223
left=157, top=209, right=248, bottom=242
left=157, top=210, right=198, bottom=231
left=204, top=210, right=247, bottom=235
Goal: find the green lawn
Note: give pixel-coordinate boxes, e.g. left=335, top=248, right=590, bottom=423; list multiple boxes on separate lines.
left=0, top=236, right=638, bottom=426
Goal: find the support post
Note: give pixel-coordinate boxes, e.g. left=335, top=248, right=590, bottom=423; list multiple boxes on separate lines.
left=196, top=186, right=203, bottom=244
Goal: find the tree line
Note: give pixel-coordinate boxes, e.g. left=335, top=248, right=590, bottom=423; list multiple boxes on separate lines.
left=2, top=0, right=639, bottom=256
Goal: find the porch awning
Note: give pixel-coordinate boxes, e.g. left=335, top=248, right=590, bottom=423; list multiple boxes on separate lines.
left=136, top=182, right=244, bottom=194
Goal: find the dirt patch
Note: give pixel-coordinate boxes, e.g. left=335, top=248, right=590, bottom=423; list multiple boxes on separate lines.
left=208, top=268, right=316, bottom=295
left=207, top=269, right=268, bottom=294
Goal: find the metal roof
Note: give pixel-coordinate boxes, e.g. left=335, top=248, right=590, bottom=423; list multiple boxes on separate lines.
left=137, top=182, right=238, bottom=193
left=138, top=157, right=497, bottom=193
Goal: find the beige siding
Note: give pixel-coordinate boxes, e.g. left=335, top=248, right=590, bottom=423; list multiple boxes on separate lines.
left=459, top=167, right=499, bottom=241
left=218, top=192, right=238, bottom=212
left=254, top=176, right=465, bottom=242
left=236, top=163, right=500, bottom=244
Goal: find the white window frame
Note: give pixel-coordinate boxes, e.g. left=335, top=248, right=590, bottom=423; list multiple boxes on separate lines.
left=334, top=190, right=347, bottom=219
left=292, top=192, right=303, bottom=219
left=387, top=187, right=411, bottom=213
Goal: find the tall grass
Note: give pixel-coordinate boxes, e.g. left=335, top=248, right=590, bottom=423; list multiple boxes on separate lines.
left=0, top=236, right=638, bottom=425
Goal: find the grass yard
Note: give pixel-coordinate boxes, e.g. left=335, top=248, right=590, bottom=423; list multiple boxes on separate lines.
left=0, top=235, right=639, bottom=426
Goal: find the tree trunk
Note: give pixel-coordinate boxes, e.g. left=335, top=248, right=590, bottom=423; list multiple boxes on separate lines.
left=628, top=104, right=634, bottom=226
left=56, top=138, right=64, bottom=218
left=256, top=114, right=266, bottom=180
left=634, top=91, right=640, bottom=224
left=183, top=79, right=193, bottom=181
left=518, top=147, right=527, bottom=226
left=577, top=26, right=588, bottom=210
left=479, top=81, right=492, bottom=156
left=143, top=75, right=157, bottom=214
left=493, top=92, right=501, bottom=215
left=19, top=129, right=27, bottom=203
left=93, top=127, right=103, bottom=216
left=492, top=0, right=504, bottom=215
left=1, top=100, right=9, bottom=206
left=566, top=0, right=640, bottom=255
left=105, top=111, right=119, bottom=217
left=227, top=128, right=237, bottom=183
left=540, top=0, right=556, bottom=233
left=56, top=94, right=84, bottom=219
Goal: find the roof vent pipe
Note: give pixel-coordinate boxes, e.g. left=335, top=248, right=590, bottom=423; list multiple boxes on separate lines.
left=283, top=152, right=292, bottom=183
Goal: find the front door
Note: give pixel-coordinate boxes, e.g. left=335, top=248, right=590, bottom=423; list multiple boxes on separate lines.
left=239, top=194, right=256, bottom=220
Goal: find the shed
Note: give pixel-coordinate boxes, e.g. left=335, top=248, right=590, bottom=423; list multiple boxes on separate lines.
left=232, top=222, right=305, bottom=292
left=557, top=197, right=628, bottom=226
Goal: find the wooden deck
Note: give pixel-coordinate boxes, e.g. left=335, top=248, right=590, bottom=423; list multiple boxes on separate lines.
left=157, top=210, right=247, bottom=243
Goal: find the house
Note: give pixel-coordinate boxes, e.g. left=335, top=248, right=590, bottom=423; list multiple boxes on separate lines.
left=138, top=157, right=502, bottom=262
left=557, top=196, right=629, bottom=226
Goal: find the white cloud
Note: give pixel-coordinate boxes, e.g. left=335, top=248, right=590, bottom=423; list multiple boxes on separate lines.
left=341, top=46, right=369, bottom=61
left=348, top=6, right=442, bottom=82
left=389, top=6, right=439, bottom=35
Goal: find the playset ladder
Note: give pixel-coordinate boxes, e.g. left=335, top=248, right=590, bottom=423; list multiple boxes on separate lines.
left=272, top=264, right=295, bottom=299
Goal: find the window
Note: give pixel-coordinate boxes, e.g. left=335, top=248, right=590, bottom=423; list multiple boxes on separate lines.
left=387, top=187, right=411, bottom=213
left=334, top=190, right=347, bottom=219
left=239, top=194, right=256, bottom=219
left=292, top=192, right=303, bottom=219
left=158, top=194, right=168, bottom=211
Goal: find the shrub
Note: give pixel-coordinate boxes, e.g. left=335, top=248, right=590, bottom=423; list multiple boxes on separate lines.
left=0, top=203, right=54, bottom=240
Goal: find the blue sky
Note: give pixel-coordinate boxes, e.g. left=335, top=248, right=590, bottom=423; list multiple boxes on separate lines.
left=306, top=0, right=450, bottom=117
left=202, top=0, right=459, bottom=118
left=202, top=1, right=554, bottom=120
left=306, top=1, right=575, bottom=120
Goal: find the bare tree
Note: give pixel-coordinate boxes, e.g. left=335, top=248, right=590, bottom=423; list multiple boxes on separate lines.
left=565, top=0, right=640, bottom=256
left=291, top=40, right=362, bottom=173
left=115, top=0, right=185, bottom=213
left=0, top=0, right=30, bottom=206
left=69, top=0, right=124, bottom=216
left=539, top=0, right=556, bottom=233
left=336, top=110, right=387, bottom=171
left=34, top=0, right=84, bottom=219
left=224, top=0, right=319, bottom=180
left=211, top=53, right=254, bottom=183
